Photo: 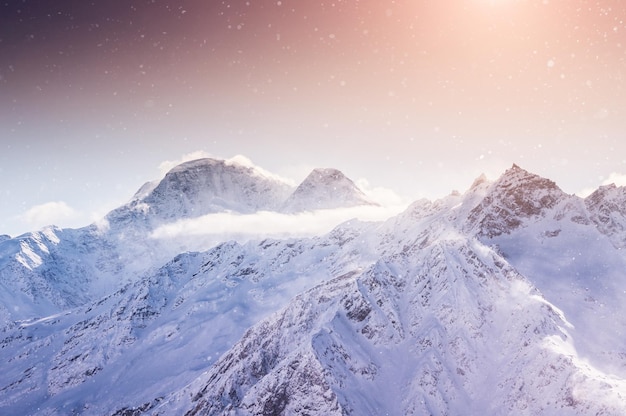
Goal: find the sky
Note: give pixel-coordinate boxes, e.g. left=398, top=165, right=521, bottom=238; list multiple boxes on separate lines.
left=1, top=0, right=625, bottom=237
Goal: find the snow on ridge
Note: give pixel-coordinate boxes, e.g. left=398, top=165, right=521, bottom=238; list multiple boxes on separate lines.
left=1, top=161, right=626, bottom=415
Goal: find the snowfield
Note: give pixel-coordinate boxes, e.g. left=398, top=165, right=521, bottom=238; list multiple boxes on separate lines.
left=0, top=159, right=625, bottom=415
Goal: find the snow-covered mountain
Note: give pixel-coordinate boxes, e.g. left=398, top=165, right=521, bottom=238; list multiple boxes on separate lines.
left=281, top=168, right=376, bottom=213
left=102, top=157, right=293, bottom=233
left=119, top=158, right=294, bottom=222
left=0, top=157, right=373, bottom=325
left=1, top=162, right=625, bottom=415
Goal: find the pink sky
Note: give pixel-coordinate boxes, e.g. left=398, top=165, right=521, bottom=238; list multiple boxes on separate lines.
left=0, top=0, right=624, bottom=235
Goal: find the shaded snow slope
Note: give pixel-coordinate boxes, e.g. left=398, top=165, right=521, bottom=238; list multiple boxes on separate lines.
left=0, top=226, right=137, bottom=322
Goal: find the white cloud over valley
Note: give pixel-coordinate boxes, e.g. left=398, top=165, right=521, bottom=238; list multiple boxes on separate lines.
left=150, top=204, right=407, bottom=244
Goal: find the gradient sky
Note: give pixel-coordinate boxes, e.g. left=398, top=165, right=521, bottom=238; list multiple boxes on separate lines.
left=1, top=0, right=625, bottom=236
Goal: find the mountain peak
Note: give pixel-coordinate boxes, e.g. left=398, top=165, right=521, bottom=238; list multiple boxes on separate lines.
left=108, top=157, right=294, bottom=224
left=148, top=157, right=294, bottom=217
left=496, top=164, right=560, bottom=192
left=466, top=165, right=568, bottom=237
left=2, top=161, right=626, bottom=415
left=281, top=168, right=375, bottom=213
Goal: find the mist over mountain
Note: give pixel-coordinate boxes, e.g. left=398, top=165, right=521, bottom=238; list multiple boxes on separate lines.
left=0, top=160, right=625, bottom=415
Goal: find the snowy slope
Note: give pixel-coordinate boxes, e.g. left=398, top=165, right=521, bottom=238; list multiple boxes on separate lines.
left=145, top=165, right=626, bottom=415
left=1, top=163, right=625, bottom=415
left=0, top=224, right=381, bottom=415
left=157, top=239, right=625, bottom=415
left=0, top=225, right=135, bottom=322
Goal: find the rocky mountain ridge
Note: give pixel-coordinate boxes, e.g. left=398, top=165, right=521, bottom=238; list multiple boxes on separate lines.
left=0, top=162, right=625, bottom=415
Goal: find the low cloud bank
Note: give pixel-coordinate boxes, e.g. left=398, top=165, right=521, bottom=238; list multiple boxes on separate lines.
left=150, top=204, right=407, bottom=243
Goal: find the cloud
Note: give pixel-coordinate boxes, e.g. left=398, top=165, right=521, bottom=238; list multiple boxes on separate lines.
left=576, top=172, right=626, bottom=197
left=17, top=201, right=80, bottom=230
left=150, top=204, right=407, bottom=245
left=150, top=154, right=411, bottom=248
left=602, top=172, right=626, bottom=187
left=576, top=187, right=597, bottom=198
left=355, top=178, right=410, bottom=206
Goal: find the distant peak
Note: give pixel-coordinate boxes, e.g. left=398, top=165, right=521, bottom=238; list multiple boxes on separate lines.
left=498, top=164, right=555, bottom=187
left=109, top=156, right=295, bottom=223
left=463, top=163, right=570, bottom=237
left=281, top=167, right=375, bottom=212
left=298, top=167, right=359, bottom=191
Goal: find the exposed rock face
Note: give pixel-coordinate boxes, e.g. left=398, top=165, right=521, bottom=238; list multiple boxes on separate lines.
left=466, top=164, right=571, bottom=237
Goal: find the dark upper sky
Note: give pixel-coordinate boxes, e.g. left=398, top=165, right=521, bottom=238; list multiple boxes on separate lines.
left=1, top=0, right=625, bottom=235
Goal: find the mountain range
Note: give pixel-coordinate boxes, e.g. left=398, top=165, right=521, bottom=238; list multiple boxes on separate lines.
left=0, top=159, right=625, bottom=415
